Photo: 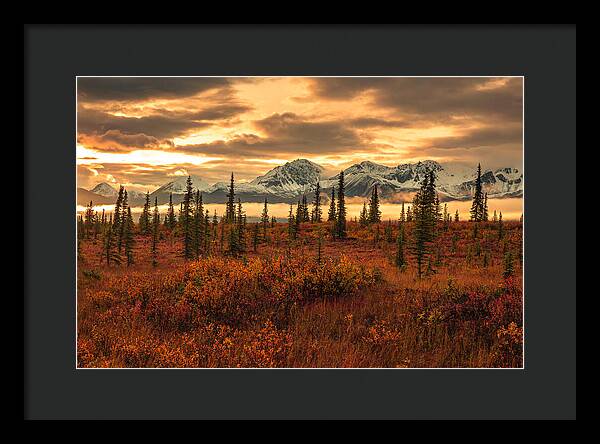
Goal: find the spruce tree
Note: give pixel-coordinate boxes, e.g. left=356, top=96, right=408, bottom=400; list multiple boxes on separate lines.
left=124, top=206, right=135, bottom=266
left=151, top=197, right=159, bottom=267
left=193, top=190, right=204, bottom=258
left=395, top=222, right=405, bottom=269
left=182, top=176, right=194, bottom=259
left=454, top=209, right=459, bottom=222
left=204, top=210, right=211, bottom=255
left=327, top=187, right=336, bottom=221
left=493, top=210, right=498, bottom=222
left=503, top=251, right=514, bottom=278
left=336, top=171, right=347, bottom=239
left=166, top=193, right=176, bottom=230
left=406, top=206, right=413, bottom=222
left=368, top=184, right=381, bottom=224
left=288, top=204, right=296, bottom=240
left=312, top=181, right=322, bottom=222
left=411, top=172, right=436, bottom=278
left=139, top=191, right=151, bottom=235
left=271, top=215, right=276, bottom=228
left=236, top=199, right=246, bottom=252
left=117, top=190, right=129, bottom=253
left=301, top=194, right=310, bottom=222
left=84, top=200, right=96, bottom=238
left=295, top=200, right=302, bottom=233
left=483, top=192, right=489, bottom=221
left=112, top=186, right=124, bottom=249
left=260, top=198, right=269, bottom=238
left=470, top=163, right=484, bottom=222
left=225, top=172, right=236, bottom=223
left=400, top=202, right=406, bottom=223
left=359, top=202, right=368, bottom=227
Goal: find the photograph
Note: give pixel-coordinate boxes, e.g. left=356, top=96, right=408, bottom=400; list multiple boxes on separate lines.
left=76, top=76, right=524, bottom=369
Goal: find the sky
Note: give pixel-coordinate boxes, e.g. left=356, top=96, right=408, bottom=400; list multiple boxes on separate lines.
left=77, top=77, right=523, bottom=193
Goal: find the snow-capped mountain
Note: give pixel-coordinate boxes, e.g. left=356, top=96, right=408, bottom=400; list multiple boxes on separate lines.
left=91, top=182, right=118, bottom=198
left=152, top=175, right=210, bottom=195
left=78, top=159, right=522, bottom=207
left=324, top=160, right=522, bottom=201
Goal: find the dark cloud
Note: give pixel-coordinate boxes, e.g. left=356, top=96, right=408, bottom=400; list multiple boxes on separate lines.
left=423, top=124, right=522, bottom=150
left=77, top=102, right=251, bottom=145
left=77, top=77, right=228, bottom=102
left=77, top=130, right=173, bottom=153
left=78, top=108, right=209, bottom=140
left=253, top=112, right=362, bottom=149
left=349, top=117, right=409, bottom=128
left=311, top=77, right=523, bottom=123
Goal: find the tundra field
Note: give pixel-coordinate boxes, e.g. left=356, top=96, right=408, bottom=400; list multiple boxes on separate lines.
left=77, top=218, right=523, bottom=368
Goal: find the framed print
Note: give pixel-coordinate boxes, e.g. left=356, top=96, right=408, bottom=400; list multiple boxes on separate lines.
left=24, top=24, right=576, bottom=420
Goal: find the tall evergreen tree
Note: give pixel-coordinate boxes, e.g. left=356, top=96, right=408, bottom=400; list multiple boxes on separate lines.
left=151, top=197, right=159, bottom=267
left=483, top=192, right=489, bottom=221
left=166, top=193, right=176, bottom=230
left=193, top=190, right=204, bottom=258
left=236, top=199, right=246, bottom=252
left=117, top=190, right=129, bottom=253
left=368, top=184, right=381, bottom=224
left=260, top=197, right=269, bottom=238
left=311, top=182, right=322, bottom=222
left=124, top=206, right=135, bottom=266
left=301, top=194, right=310, bottom=222
left=112, top=186, right=125, bottom=249
left=359, top=202, right=369, bottom=227
left=295, top=200, right=303, bottom=233
left=503, top=250, right=514, bottom=278
left=395, top=222, right=405, bottom=269
left=470, top=163, right=484, bottom=222
left=139, top=191, right=151, bottom=235
left=400, top=202, right=406, bottom=223
left=204, top=210, right=211, bottom=255
left=406, top=205, right=413, bottom=222
left=454, top=209, right=459, bottom=222
left=182, top=176, right=194, bottom=259
left=327, top=187, right=336, bottom=221
left=225, top=172, right=236, bottom=223
left=84, top=200, right=96, bottom=238
left=411, top=172, right=436, bottom=278
left=288, top=204, right=296, bottom=240
left=336, top=171, right=347, bottom=239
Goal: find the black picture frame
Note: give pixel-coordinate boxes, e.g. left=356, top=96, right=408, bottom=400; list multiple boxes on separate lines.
left=24, top=24, right=576, bottom=420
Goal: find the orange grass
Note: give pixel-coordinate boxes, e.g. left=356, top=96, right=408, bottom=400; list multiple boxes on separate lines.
left=77, top=220, right=523, bottom=368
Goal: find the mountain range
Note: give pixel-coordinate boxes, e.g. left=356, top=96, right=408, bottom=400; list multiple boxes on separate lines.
left=77, top=159, right=523, bottom=206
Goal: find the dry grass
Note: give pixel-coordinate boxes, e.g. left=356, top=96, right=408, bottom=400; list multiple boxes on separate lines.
left=77, top=220, right=523, bottom=368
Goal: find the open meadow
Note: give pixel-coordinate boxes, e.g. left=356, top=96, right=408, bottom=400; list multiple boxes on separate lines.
left=77, top=218, right=523, bottom=368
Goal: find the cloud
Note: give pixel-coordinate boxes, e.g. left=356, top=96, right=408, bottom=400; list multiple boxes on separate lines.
left=77, top=102, right=252, bottom=146
left=78, top=130, right=173, bottom=152
left=310, top=77, right=523, bottom=124
left=77, top=77, right=228, bottom=102
left=422, top=124, right=523, bottom=150
left=253, top=112, right=363, bottom=150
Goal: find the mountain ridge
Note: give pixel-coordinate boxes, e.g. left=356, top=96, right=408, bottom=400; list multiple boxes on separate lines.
left=78, top=159, right=523, bottom=206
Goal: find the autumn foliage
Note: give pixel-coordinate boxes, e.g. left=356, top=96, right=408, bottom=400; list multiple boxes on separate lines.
left=78, top=216, right=523, bottom=368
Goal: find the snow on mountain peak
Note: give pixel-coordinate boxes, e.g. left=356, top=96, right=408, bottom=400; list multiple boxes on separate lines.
left=91, top=182, right=117, bottom=197
left=250, top=158, right=324, bottom=196
left=154, top=175, right=210, bottom=194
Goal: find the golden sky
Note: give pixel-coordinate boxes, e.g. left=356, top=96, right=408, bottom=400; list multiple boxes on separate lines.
left=77, top=77, right=523, bottom=192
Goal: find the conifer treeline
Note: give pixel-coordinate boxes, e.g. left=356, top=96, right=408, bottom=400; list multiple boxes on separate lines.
left=79, top=163, right=514, bottom=271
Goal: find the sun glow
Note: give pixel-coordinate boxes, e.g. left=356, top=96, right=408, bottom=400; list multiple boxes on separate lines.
left=76, top=144, right=222, bottom=166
